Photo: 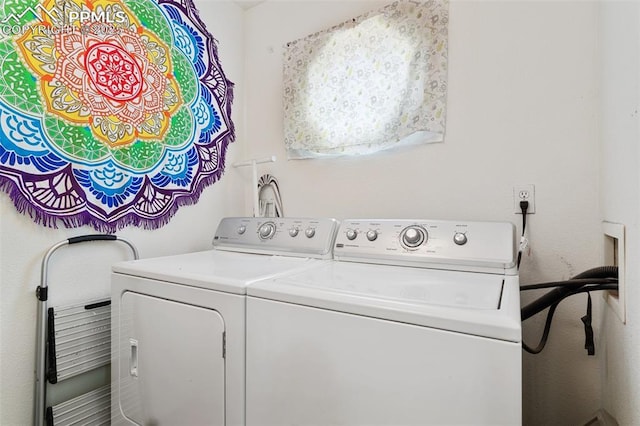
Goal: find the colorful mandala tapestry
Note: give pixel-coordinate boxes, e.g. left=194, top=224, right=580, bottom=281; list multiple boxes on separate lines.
left=0, top=0, right=235, bottom=231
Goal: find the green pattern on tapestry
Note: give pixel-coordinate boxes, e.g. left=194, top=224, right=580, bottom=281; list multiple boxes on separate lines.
left=111, top=140, right=163, bottom=170
left=124, top=0, right=173, bottom=45
left=0, top=41, right=41, bottom=115
left=44, top=117, right=109, bottom=161
left=172, top=49, right=197, bottom=105
left=163, top=107, right=194, bottom=147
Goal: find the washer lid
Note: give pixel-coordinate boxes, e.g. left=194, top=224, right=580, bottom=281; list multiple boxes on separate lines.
left=112, top=250, right=321, bottom=295
left=248, top=261, right=521, bottom=342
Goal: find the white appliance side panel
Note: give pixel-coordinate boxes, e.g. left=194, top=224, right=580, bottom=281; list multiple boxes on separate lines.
left=118, top=291, right=225, bottom=426
left=247, top=298, right=522, bottom=426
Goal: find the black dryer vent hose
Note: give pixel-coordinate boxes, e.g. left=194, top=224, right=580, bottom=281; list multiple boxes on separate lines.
left=520, top=266, right=618, bottom=321
left=572, top=266, right=618, bottom=280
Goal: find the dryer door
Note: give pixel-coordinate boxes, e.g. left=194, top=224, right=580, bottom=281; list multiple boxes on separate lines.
left=117, top=291, right=225, bottom=425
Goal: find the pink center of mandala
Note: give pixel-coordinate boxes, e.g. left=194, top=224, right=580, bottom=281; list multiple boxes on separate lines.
left=85, top=43, right=143, bottom=102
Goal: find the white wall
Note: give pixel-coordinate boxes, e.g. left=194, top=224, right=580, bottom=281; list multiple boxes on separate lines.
left=245, top=1, right=602, bottom=425
left=599, top=1, right=640, bottom=424
left=0, top=1, right=246, bottom=423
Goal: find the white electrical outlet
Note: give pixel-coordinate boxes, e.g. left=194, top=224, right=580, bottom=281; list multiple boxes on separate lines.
left=513, top=184, right=535, bottom=214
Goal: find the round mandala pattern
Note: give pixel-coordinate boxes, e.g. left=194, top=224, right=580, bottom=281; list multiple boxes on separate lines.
left=0, top=0, right=235, bottom=231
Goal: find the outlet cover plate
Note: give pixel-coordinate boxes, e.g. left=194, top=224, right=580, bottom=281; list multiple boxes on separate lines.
left=513, top=184, right=535, bottom=214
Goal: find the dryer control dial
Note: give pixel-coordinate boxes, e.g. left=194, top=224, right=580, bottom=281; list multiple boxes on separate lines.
left=237, top=225, right=246, bottom=235
left=400, top=225, right=427, bottom=249
left=258, top=222, right=276, bottom=240
left=289, top=227, right=299, bottom=237
left=305, top=227, right=316, bottom=238
left=346, top=229, right=358, bottom=240
left=366, top=230, right=378, bottom=241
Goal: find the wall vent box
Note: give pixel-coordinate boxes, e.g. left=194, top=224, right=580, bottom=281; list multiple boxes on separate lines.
left=603, top=221, right=625, bottom=324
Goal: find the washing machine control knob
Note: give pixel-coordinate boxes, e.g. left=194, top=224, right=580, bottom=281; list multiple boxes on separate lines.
left=366, top=230, right=378, bottom=241
left=258, top=222, right=276, bottom=240
left=289, top=227, right=299, bottom=237
left=346, top=229, right=358, bottom=240
left=453, top=232, right=468, bottom=246
left=237, top=225, right=246, bottom=235
left=305, top=227, right=316, bottom=238
left=400, top=226, right=427, bottom=249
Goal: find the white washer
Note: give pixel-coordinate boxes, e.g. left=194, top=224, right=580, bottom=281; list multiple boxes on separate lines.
left=247, top=219, right=521, bottom=426
left=110, top=217, right=338, bottom=426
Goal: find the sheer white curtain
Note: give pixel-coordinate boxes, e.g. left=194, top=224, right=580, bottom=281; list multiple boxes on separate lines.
left=283, top=0, right=449, bottom=159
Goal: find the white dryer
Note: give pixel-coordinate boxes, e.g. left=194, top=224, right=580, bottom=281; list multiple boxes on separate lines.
left=110, top=217, right=338, bottom=426
left=246, top=219, right=521, bottom=426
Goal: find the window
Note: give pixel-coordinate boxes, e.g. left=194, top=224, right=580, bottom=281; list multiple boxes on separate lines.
left=283, top=0, right=449, bottom=159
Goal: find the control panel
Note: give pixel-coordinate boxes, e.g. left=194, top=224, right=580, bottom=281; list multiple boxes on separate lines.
left=213, top=217, right=339, bottom=259
left=334, top=219, right=516, bottom=273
